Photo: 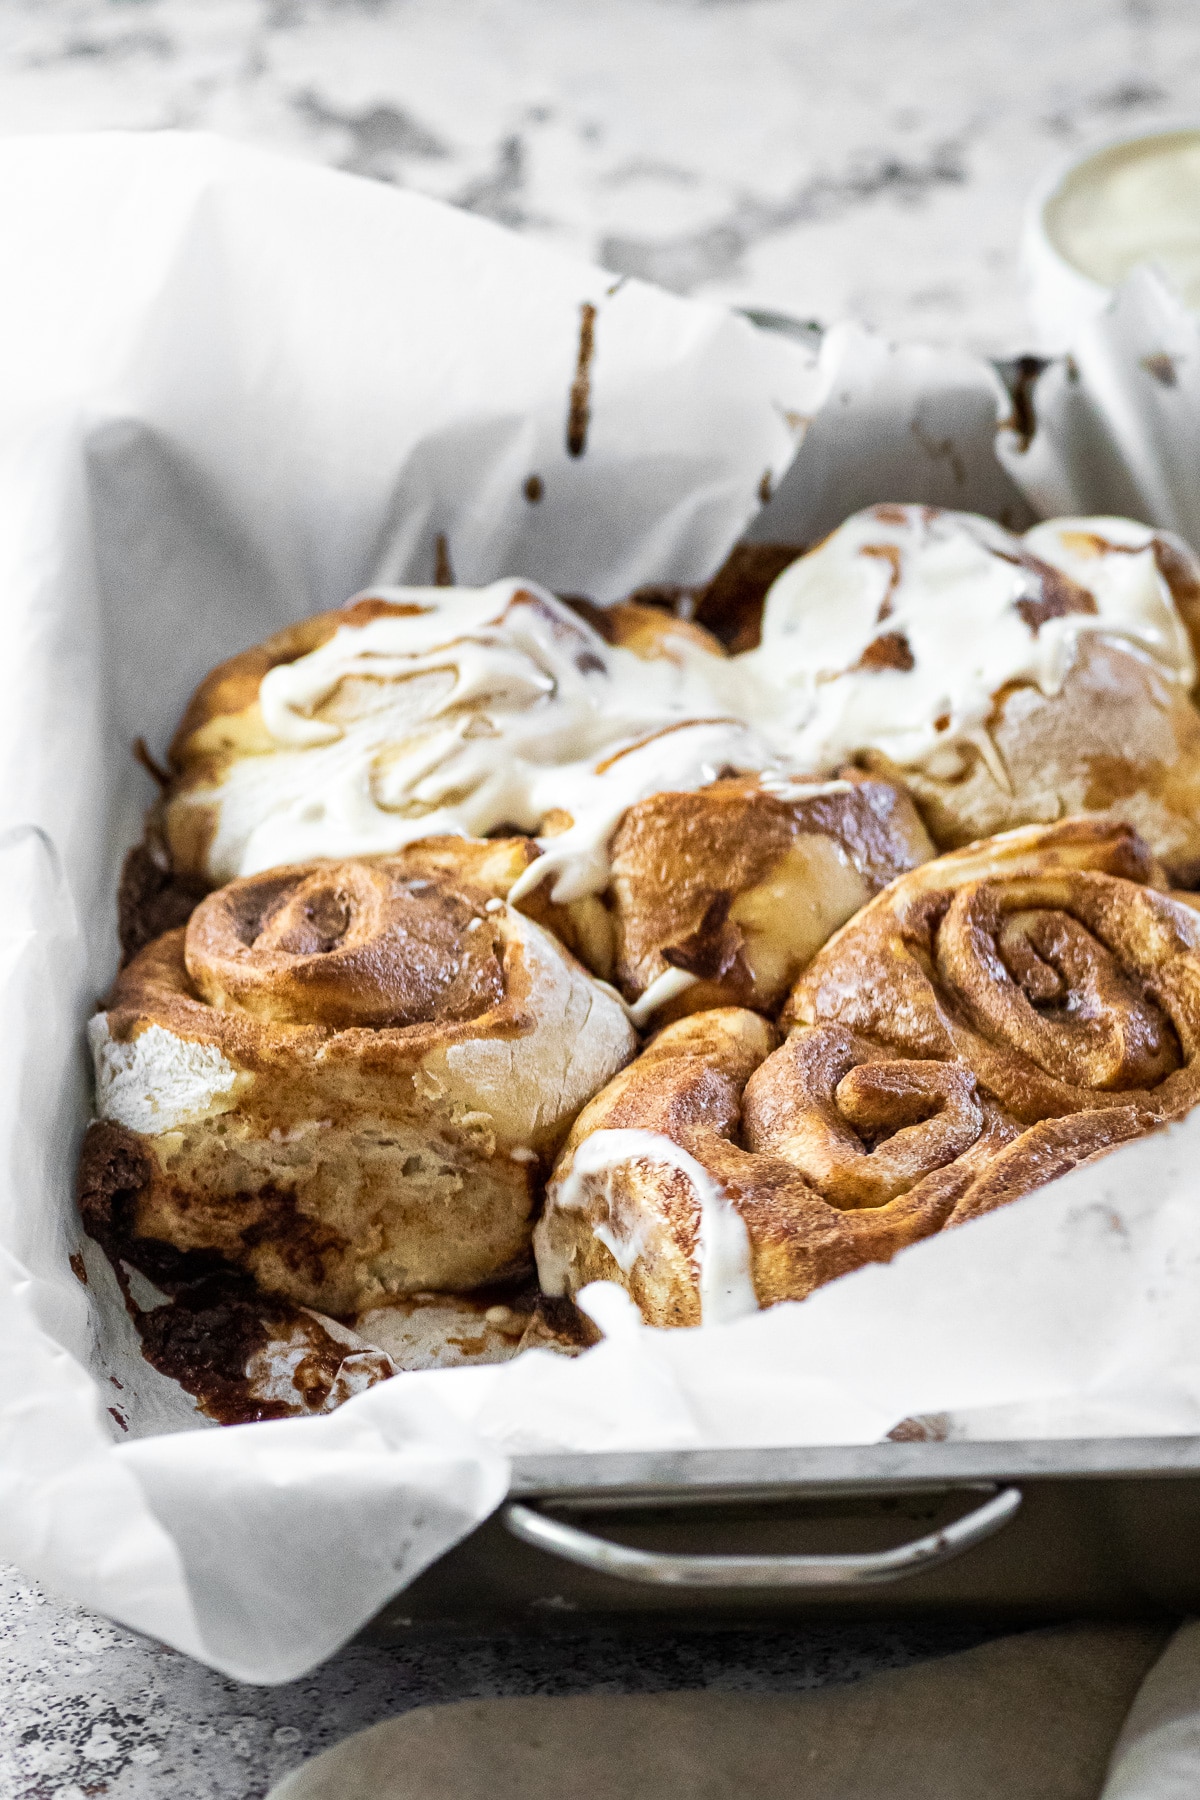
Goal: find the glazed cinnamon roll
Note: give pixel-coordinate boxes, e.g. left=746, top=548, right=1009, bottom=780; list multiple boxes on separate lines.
left=607, top=769, right=932, bottom=1023
left=536, top=819, right=1200, bottom=1326
left=83, top=847, right=636, bottom=1317
left=157, top=580, right=777, bottom=910
left=752, top=505, right=1200, bottom=884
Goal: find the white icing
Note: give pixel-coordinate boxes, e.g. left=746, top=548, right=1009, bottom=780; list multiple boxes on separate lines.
left=546, top=1127, right=758, bottom=1326
left=755, top=772, right=856, bottom=802
left=190, top=578, right=780, bottom=900
left=749, top=505, right=1197, bottom=772
left=1044, top=130, right=1200, bottom=307
left=1024, top=517, right=1197, bottom=678
left=88, top=1016, right=239, bottom=1135
left=626, top=966, right=699, bottom=1026
left=177, top=514, right=1200, bottom=895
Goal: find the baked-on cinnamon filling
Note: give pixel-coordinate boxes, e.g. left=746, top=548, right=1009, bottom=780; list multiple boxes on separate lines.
left=537, top=819, right=1200, bottom=1327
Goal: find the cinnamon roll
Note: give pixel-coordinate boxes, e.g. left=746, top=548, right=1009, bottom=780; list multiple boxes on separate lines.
left=607, top=769, right=933, bottom=1023
left=536, top=819, right=1200, bottom=1326
left=158, top=581, right=778, bottom=908
left=83, top=848, right=636, bottom=1317
left=751, top=505, right=1200, bottom=883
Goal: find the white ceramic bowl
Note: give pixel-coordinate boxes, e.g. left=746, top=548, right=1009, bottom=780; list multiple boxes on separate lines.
left=1023, top=125, right=1200, bottom=353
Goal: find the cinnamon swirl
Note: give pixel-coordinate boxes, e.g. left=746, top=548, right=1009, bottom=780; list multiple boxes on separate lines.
left=751, top=505, right=1200, bottom=883
left=536, top=819, right=1200, bottom=1326
left=84, top=848, right=636, bottom=1317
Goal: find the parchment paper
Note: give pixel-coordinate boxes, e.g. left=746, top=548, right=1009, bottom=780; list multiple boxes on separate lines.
left=1, top=129, right=1197, bottom=1684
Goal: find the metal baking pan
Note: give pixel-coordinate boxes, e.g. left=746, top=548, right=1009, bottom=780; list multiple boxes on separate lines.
left=367, top=1437, right=1200, bottom=1635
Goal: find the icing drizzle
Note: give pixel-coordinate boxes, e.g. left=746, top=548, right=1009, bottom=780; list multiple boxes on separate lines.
left=749, top=504, right=1198, bottom=771
left=546, top=1127, right=758, bottom=1326
left=192, top=579, right=779, bottom=899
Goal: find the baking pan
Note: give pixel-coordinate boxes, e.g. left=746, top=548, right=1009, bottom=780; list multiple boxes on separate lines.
left=367, top=1437, right=1200, bottom=1635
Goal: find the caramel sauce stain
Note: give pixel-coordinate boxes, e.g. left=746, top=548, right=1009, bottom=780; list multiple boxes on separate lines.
left=1142, top=352, right=1179, bottom=388
left=132, top=736, right=171, bottom=790
left=758, top=468, right=773, bottom=505
left=69, top=1252, right=88, bottom=1285
left=887, top=1413, right=950, bottom=1442
left=77, top=1120, right=361, bottom=1426
left=567, top=301, right=597, bottom=458
left=1000, top=354, right=1049, bottom=452
left=524, top=473, right=544, bottom=503
left=117, top=841, right=211, bottom=966
left=853, top=630, right=915, bottom=673
left=1007, top=558, right=1098, bottom=635
left=861, top=543, right=903, bottom=622
left=662, top=890, right=744, bottom=981
left=693, top=541, right=806, bottom=653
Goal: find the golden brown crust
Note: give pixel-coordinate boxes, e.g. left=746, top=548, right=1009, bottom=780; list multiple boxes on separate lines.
left=107, top=858, right=542, bottom=1073
left=110, top=828, right=590, bottom=1044
left=565, top=598, right=726, bottom=661
left=868, top=635, right=1200, bottom=884
left=168, top=598, right=426, bottom=769
left=608, top=771, right=934, bottom=1018
left=91, top=846, right=636, bottom=1315
left=537, top=820, right=1200, bottom=1326
left=185, top=859, right=509, bottom=1030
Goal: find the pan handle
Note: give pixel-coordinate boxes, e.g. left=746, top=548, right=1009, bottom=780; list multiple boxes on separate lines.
left=502, top=1485, right=1022, bottom=1590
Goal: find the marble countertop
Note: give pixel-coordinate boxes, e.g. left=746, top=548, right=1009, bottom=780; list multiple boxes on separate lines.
left=2, top=1, right=1198, bottom=1794
left=0, top=0, right=1197, bottom=356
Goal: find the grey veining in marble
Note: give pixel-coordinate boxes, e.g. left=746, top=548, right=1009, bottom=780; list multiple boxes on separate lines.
left=0, top=0, right=1196, bottom=1794
left=0, top=0, right=1196, bottom=354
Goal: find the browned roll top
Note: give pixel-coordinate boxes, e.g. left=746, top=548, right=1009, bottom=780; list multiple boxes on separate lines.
left=934, top=875, right=1184, bottom=1094
left=786, top=819, right=1200, bottom=1130
left=185, top=859, right=507, bottom=1030
left=607, top=769, right=933, bottom=1018
left=538, top=819, right=1200, bottom=1327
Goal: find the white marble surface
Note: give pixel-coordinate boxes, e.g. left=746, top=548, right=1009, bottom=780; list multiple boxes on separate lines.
left=0, top=0, right=1197, bottom=354
left=2, top=1, right=1198, bottom=1794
